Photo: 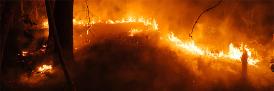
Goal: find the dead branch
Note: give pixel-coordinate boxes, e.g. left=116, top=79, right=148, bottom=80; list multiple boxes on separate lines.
left=189, top=0, right=224, bottom=38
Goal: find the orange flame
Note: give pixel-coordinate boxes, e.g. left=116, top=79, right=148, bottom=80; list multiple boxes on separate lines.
left=42, top=17, right=260, bottom=65
left=43, top=17, right=158, bottom=31
left=19, top=64, right=54, bottom=84
left=168, top=32, right=259, bottom=65
left=21, top=51, right=28, bottom=57
left=129, top=28, right=143, bottom=36
left=37, top=64, right=53, bottom=73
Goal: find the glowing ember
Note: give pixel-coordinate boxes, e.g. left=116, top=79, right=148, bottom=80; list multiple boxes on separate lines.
left=42, top=21, right=48, bottom=28
left=40, top=44, right=47, bottom=52
left=21, top=51, right=28, bottom=57
left=167, top=32, right=260, bottom=65
left=37, top=64, right=53, bottom=73
left=20, top=64, right=54, bottom=84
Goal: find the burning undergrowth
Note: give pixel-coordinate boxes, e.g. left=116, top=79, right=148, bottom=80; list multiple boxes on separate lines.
left=3, top=20, right=273, bottom=90
left=20, top=64, right=54, bottom=84
left=4, top=16, right=270, bottom=90
left=71, top=23, right=273, bottom=91
left=2, top=0, right=273, bottom=90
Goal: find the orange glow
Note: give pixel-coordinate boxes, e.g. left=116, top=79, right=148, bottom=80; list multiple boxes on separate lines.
left=42, top=17, right=260, bottom=66
left=20, top=64, right=54, bottom=84
left=129, top=28, right=143, bottom=36
left=37, top=64, right=53, bottom=73
left=22, top=51, right=28, bottom=57
left=42, top=17, right=158, bottom=31
left=167, top=32, right=259, bottom=65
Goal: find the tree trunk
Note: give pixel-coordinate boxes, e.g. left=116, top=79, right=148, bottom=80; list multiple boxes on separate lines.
left=54, top=0, right=74, bottom=61
left=0, top=0, right=20, bottom=90
left=45, top=0, right=74, bottom=90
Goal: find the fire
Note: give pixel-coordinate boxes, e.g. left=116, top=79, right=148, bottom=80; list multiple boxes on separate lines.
left=167, top=32, right=260, bottom=65
left=37, top=64, right=53, bottom=73
left=43, top=16, right=158, bottom=31
left=168, top=33, right=205, bottom=55
left=129, top=28, right=143, bottom=36
left=228, top=43, right=243, bottom=60
left=19, top=64, right=54, bottom=84
left=21, top=51, right=28, bottom=57
left=42, top=21, right=48, bottom=28
left=42, top=16, right=260, bottom=65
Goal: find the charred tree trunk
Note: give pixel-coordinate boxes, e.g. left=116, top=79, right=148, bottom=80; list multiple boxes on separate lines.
left=45, top=0, right=74, bottom=90
left=0, top=1, right=20, bottom=90
left=54, top=0, right=74, bottom=61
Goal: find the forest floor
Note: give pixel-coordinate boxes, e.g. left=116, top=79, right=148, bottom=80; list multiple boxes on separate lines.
left=2, top=24, right=273, bottom=91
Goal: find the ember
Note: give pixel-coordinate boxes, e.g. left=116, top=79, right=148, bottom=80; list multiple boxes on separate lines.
left=19, top=64, right=54, bottom=85
left=37, top=64, right=53, bottom=73
left=21, top=51, right=29, bottom=57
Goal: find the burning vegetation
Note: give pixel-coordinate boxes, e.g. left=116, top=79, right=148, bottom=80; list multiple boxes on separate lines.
left=20, top=64, right=53, bottom=84
left=0, top=0, right=273, bottom=91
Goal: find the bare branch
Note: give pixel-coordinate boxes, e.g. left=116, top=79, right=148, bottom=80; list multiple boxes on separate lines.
left=189, top=0, right=224, bottom=38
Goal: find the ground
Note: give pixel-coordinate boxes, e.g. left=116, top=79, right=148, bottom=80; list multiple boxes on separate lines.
left=2, top=24, right=274, bottom=91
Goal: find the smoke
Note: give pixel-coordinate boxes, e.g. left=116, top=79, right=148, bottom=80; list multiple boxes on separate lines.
left=2, top=0, right=273, bottom=90
left=71, top=0, right=274, bottom=90
left=74, top=0, right=273, bottom=51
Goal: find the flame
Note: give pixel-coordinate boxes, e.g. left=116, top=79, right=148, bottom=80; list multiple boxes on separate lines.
left=37, top=64, right=53, bottom=73
left=21, top=51, right=28, bottom=57
left=42, top=17, right=260, bottom=65
left=228, top=43, right=243, bottom=60
left=42, top=17, right=159, bottom=31
left=129, top=28, right=143, bottom=36
left=42, top=21, right=48, bottom=28
left=167, top=32, right=259, bottom=65
left=20, top=64, right=54, bottom=84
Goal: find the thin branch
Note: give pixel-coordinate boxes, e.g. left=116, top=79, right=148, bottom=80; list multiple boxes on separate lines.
left=85, top=0, right=90, bottom=24
left=189, top=0, right=224, bottom=38
left=85, top=0, right=93, bottom=33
